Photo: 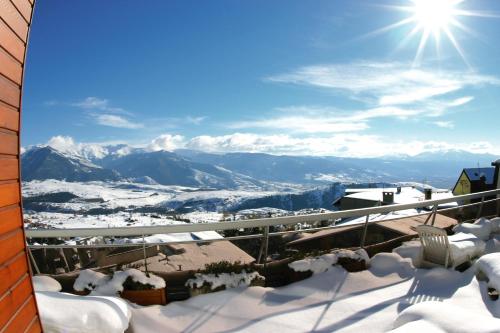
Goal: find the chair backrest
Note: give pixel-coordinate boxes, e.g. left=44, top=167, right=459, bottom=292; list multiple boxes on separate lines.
left=416, top=225, right=451, bottom=268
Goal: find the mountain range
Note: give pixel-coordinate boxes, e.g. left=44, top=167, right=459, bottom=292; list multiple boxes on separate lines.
left=21, top=145, right=499, bottom=189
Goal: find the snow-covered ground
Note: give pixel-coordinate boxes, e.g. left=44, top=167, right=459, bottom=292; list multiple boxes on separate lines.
left=127, top=252, right=500, bottom=332
left=23, top=179, right=288, bottom=213
left=36, top=248, right=500, bottom=333
left=25, top=211, right=180, bottom=229
left=34, top=217, right=500, bottom=332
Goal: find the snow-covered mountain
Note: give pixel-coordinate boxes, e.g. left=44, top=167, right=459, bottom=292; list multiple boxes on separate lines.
left=21, top=146, right=267, bottom=189
left=21, top=146, right=120, bottom=182
left=100, top=150, right=266, bottom=189
left=21, top=145, right=499, bottom=189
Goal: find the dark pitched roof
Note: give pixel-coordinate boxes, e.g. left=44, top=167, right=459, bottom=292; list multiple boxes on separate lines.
left=463, top=167, right=495, bottom=184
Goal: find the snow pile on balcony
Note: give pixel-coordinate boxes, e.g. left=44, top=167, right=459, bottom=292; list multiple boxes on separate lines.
left=36, top=291, right=130, bottom=333
left=491, top=217, right=500, bottom=233
left=288, top=253, right=338, bottom=274
left=32, top=275, right=62, bottom=292
left=486, top=235, right=500, bottom=254
left=392, top=240, right=423, bottom=267
left=74, top=269, right=110, bottom=292
left=128, top=246, right=500, bottom=332
left=391, top=301, right=500, bottom=333
left=448, top=232, right=486, bottom=265
left=369, top=252, right=414, bottom=277
left=453, top=217, right=493, bottom=241
left=288, top=249, right=369, bottom=274
left=476, top=253, right=500, bottom=291
left=186, top=271, right=263, bottom=290
left=74, top=268, right=165, bottom=295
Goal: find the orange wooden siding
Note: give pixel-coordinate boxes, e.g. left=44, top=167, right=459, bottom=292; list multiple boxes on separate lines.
left=0, top=0, right=41, bottom=332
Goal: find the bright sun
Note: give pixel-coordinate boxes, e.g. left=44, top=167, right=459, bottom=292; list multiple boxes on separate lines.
left=370, top=0, right=495, bottom=66
left=413, top=0, right=456, bottom=33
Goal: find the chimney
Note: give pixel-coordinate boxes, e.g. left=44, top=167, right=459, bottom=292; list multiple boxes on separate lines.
left=382, top=191, right=394, bottom=204
left=492, top=159, right=500, bottom=190
left=492, top=159, right=500, bottom=216
left=424, top=188, right=432, bottom=200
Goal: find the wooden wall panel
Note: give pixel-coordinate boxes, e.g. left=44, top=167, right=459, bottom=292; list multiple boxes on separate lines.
left=0, top=19, right=24, bottom=62
left=0, top=0, right=39, bottom=331
left=0, top=275, right=32, bottom=328
left=0, top=74, right=20, bottom=107
left=0, top=182, right=20, bottom=207
left=3, top=296, right=38, bottom=333
left=25, top=318, right=42, bottom=333
left=0, top=46, right=22, bottom=83
left=10, top=0, right=31, bottom=23
left=0, top=0, right=28, bottom=41
left=0, top=252, right=27, bottom=296
left=0, top=101, right=19, bottom=131
left=0, top=131, right=17, bottom=154
left=0, top=230, right=24, bottom=264
left=0, top=205, right=22, bottom=235
left=0, top=157, right=18, bottom=180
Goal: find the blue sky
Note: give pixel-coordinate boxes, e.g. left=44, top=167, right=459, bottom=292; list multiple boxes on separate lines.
left=22, top=0, right=500, bottom=157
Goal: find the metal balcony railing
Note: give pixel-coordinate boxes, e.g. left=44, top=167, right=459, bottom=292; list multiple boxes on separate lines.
left=24, top=189, right=500, bottom=273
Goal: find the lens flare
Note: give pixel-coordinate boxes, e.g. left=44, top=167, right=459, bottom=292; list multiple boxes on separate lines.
left=365, top=0, right=498, bottom=67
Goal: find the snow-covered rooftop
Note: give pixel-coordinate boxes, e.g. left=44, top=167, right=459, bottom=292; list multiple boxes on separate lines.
left=343, top=186, right=457, bottom=209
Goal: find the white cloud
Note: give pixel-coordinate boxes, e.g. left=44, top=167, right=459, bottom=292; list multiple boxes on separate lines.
left=447, top=96, right=474, bottom=107
left=179, top=133, right=499, bottom=157
left=433, top=121, right=455, bottom=129
left=227, top=103, right=462, bottom=133
left=46, top=135, right=109, bottom=159
left=185, top=116, right=207, bottom=125
left=251, top=62, right=491, bottom=133
left=147, top=134, right=186, bottom=151
left=229, top=115, right=369, bottom=133
left=38, top=133, right=499, bottom=159
left=72, top=97, right=129, bottom=115
left=95, top=114, right=144, bottom=129
left=266, top=62, right=499, bottom=107
left=73, top=97, right=110, bottom=110
left=47, top=135, right=78, bottom=151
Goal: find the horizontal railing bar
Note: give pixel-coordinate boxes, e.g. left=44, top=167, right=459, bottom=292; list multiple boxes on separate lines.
left=27, top=233, right=265, bottom=249
left=27, top=198, right=499, bottom=250
left=25, top=189, right=500, bottom=238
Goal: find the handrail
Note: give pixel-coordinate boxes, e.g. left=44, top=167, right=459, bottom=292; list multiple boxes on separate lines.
left=25, top=188, right=500, bottom=239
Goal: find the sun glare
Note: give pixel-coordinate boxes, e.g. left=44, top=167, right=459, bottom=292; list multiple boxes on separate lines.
left=368, top=0, right=497, bottom=67
left=413, top=0, right=455, bottom=33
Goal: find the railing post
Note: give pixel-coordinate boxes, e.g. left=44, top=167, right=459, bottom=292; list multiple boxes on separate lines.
left=423, top=204, right=438, bottom=225
left=142, top=234, right=149, bottom=274
left=257, top=226, right=269, bottom=265
left=497, top=196, right=500, bottom=217
left=27, top=246, right=40, bottom=275
left=263, top=226, right=269, bottom=268
left=476, top=196, right=485, bottom=219
left=60, top=248, right=71, bottom=273
left=360, top=214, right=370, bottom=248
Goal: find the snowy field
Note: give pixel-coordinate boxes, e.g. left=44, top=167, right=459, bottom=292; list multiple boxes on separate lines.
left=24, top=211, right=226, bottom=229
left=23, top=179, right=338, bottom=230
left=23, top=179, right=288, bottom=212
left=35, top=248, right=500, bottom=333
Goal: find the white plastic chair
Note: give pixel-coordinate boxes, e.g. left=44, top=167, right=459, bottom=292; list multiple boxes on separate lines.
left=417, top=225, right=452, bottom=268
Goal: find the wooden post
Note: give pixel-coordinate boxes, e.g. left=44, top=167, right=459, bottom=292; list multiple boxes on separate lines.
left=27, top=247, right=40, bottom=275
left=142, top=235, right=149, bottom=274
left=360, top=215, right=370, bottom=248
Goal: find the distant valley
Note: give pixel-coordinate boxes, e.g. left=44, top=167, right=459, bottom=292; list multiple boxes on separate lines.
left=20, top=144, right=498, bottom=228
